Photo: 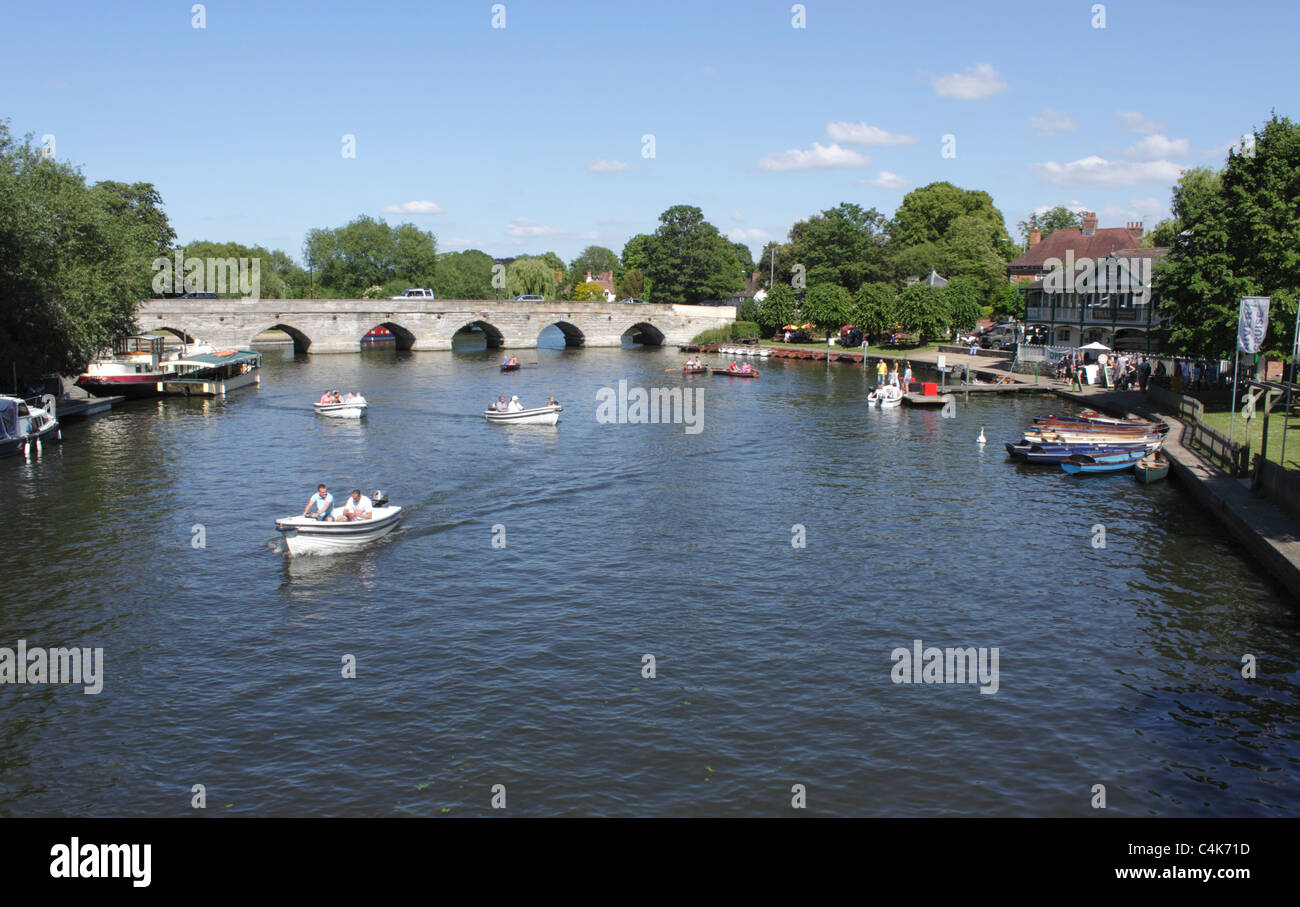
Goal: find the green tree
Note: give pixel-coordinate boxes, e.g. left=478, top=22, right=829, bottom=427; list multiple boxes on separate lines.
left=1141, top=219, right=1180, bottom=248
left=565, top=245, right=619, bottom=291
left=303, top=215, right=437, bottom=295
left=787, top=202, right=889, bottom=293
left=1153, top=117, right=1300, bottom=358
left=987, top=281, right=1022, bottom=321
left=853, top=282, right=899, bottom=337
left=434, top=249, right=496, bottom=299
left=757, top=284, right=798, bottom=335
left=643, top=205, right=744, bottom=304
left=173, top=240, right=297, bottom=298
left=943, top=276, right=982, bottom=332
left=896, top=283, right=950, bottom=342
left=507, top=257, right=558, bottom=298
left=618, top=267, right=646, bottom=299
left=1016, top=206, right=1084, bottom=245
left=570, top=280, right=606, bottom=301
left=0, top=124, right=176, bottom=377
left=891, top=182, right=1014, bottom=252
left=802, top=283, right=853, bottom=333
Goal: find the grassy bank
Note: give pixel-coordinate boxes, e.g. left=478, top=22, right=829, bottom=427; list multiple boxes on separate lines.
left=1199, top=405, right=1300, bottom=470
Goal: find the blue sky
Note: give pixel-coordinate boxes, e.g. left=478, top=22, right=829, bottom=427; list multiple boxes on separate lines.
left=3, top=0, right=1294, bottom=264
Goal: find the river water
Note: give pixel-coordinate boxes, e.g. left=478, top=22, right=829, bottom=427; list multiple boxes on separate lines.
left=1, top=342, right=1296, bottom=817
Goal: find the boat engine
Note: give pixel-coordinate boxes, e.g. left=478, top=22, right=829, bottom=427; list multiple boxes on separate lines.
left=372, top=490, right=388, bottom=507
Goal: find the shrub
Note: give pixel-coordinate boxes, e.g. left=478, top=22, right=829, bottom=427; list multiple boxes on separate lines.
left=690, top=321, right=762, bottom=344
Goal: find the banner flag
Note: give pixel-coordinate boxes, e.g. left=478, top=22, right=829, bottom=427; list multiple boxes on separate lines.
left=1237, top=296, right=1270, bottom=353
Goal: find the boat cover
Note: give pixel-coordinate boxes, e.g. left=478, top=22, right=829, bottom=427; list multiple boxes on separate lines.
left=0, top=398, right=17, bottom=440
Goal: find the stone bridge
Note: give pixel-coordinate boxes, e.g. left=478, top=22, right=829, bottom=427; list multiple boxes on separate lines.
left=134, top=298, right=737, bottom=353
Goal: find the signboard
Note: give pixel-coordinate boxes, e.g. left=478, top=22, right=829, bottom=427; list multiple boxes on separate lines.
left=1237, top=296, right=1271, bottom=353
left=936, top=354, right=946, bottom=371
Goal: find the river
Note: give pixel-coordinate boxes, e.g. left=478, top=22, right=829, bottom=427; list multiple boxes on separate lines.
left=1, top=341, right=1296, bottom=816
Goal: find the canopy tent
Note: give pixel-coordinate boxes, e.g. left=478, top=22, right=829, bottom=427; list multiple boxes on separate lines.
left=1078, top=341, right=1111, bottom=351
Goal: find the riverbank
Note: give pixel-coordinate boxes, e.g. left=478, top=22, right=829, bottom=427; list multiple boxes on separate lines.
left=1059, top=383, right=1300, bottom=600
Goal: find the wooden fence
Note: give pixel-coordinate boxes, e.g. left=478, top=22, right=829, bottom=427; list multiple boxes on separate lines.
left=1147, top=384, right=1250, bottom=476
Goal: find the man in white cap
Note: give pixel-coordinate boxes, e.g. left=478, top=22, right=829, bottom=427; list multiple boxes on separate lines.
left=507, top=395, right=523, bottom=412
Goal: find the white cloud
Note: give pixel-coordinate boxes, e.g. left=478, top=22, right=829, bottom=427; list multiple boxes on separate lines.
left=505, top=218, right=564, bottom=237
left=1125, top=134, right=1190, bottom=161
left=1029, top=156, right=1185, bottom=188
left=757, top=142, right=869, bottom=172
left=1116, top=111, right=1166, bottom=135
left=859, top=171, right=907, bottom=189
left=825, top=121, right=918, bottom=146
left=930, top=63, right=1008, bottom=100
left=1031, top=108, right=1078, bottom=137
left=726, top=227, right=772, bottom=245
left=1101, top=197, right=1169, bottom=227
left=383, top=200, right=442, bottom=215
left=1031, top=200, right=1088, bottom=218
left=586, top=159, right=630, bottom=173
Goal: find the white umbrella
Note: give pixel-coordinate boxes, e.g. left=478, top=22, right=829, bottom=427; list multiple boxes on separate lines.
left=1078, top=341, right=1111, bottom=351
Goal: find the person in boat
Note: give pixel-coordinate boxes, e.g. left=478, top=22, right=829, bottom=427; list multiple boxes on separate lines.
left=493, top=394, right=507, bottom=411
left=740, top=362, right=753, bottom=373
left=546, top=395, right=559, bottom=408
left=334, top=489, right=373, bottom=521
left=319, top=390, right=333, bottom=405
left=303, top=484, right=333, bottom=521
left=507, top=395, right=523, bottom=412
left=331, top=390, right=344, bottom=404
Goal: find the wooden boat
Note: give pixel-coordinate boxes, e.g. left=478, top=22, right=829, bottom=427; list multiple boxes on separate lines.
left=484, top=404, right=562, bottom=425
left=682, top=365, right=709, bottom=374
left=1060, top=450, right=1145, bottom=474
left=1135, top=452, right=1170, bottom=484
left=711, top=367, right=760, bottom=378
left=275, top=504, right=402, bottom=555
left=500, top=361, right=521, bottom=372
left=314, top=397, right=368, bottom=419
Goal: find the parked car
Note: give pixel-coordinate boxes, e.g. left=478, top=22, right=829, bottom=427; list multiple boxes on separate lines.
left=387, top=288, right=436, bottom=301
left=513, top=294, right=545, bottom=302
left=618, top=297, right=647, bottom=305
left=181, top=292, right=219, bottom=299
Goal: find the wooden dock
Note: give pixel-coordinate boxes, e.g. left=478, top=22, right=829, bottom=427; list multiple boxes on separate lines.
left=51, top=395, right=124, bottom=420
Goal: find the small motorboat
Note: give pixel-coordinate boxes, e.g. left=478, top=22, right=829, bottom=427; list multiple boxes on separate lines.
left=876, top=385, right=903, bottom=408
left=275, top=494, right=401, bottom=555
left=1135, top=452, right=1170, bottom=484
left=484, top=403, right=562, bottom=425
left=1060, top=449, right=1146, bottom=475
left=314, top=396, right=368, bottom=419
left=0, top=395, right=60, bottom=459
left=711, top=367, right=760, bottom=378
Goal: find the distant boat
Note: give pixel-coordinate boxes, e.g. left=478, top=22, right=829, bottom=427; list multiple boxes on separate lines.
left=1135, top=452, right=1170, bottom=484
left=500, top=361, right=521, bottom=372
left=362, top=326, right=395, bottom=345
left=682, top=365, right=708, bottom=374
left=484, top=404, right=562, bottom=425
left=711, top=367, right=760, bottom=378
left=314, top=397, right=368, bottom=419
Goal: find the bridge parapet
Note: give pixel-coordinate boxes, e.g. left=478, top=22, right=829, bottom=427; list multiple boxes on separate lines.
left=134, top=298, right=736, bottom=353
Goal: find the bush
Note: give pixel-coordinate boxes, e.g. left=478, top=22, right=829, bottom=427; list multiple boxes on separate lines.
left=690, top=321, right=762, bottom=344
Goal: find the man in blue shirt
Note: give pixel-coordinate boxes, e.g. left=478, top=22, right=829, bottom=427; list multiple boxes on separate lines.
left=303, top=484, right=333, bottom=520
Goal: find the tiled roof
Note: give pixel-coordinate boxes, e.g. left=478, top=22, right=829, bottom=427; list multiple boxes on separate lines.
left=1008, top=226, right=1144, bottom=272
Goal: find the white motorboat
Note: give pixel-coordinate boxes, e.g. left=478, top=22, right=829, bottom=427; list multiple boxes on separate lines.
left=0, top=395, right=60, bottom=459
left=314, top=397, right=368, bottom=418
left=870, top=385, right=903, bottom=408
left=275, top=502, right=402, bottom=555
left=484, top=404, right=562, bottom=426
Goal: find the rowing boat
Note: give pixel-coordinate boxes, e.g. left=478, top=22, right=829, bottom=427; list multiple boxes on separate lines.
left=500, top=362, right=520, bottom=372
left=1060, top=450, right=1145, bottom=474
left=484, top=404, right=562, bottom=425
left=711, top=367, right=760, bottom=378
left=682, top=365, right=709, bottom=374
left=1135, top=452, right=1170, bottom=483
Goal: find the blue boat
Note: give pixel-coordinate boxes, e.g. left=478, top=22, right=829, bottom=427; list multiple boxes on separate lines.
left=1060, top=449, right=1146, bottom=474
left=1006, top=440, right=1151, bottom=463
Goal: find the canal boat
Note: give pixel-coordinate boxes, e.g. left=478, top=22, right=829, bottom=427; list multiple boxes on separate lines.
left=275, top=500, right=402, bottom=556
left=314, top=397, right=368, bottom=418
left=76, top=335, right=214, bottom=399
left=712, top=366, right=760, bottom=378
left=0, top=395, right=60, bottom=459
left=1135, top=452, right=1170, bottom=484
left=484, top=403, right=562, bottom=425
left=1060, top=449, right=1146, bottom=474
left=158, top=350, right=261, bottom=397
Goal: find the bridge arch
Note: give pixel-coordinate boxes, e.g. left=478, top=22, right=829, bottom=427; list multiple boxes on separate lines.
left=362, top=321, right=416, bottom=351
left=538, top=321, right=585, bottom=348
left=255, top=323, right=312, bottom=354
left=152, top=326, right=199, bottom=344
left=452, top=320, right=504, bottom=349
left=622, top=321, right=665, bottom=347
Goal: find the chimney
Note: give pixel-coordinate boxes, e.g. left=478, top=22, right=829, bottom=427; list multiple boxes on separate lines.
left=1082, top=212, right=1098, bottom=236
left=1126, top=221, right=1143, bottom=236
left=1029, top=229, right=1042, bottom=247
